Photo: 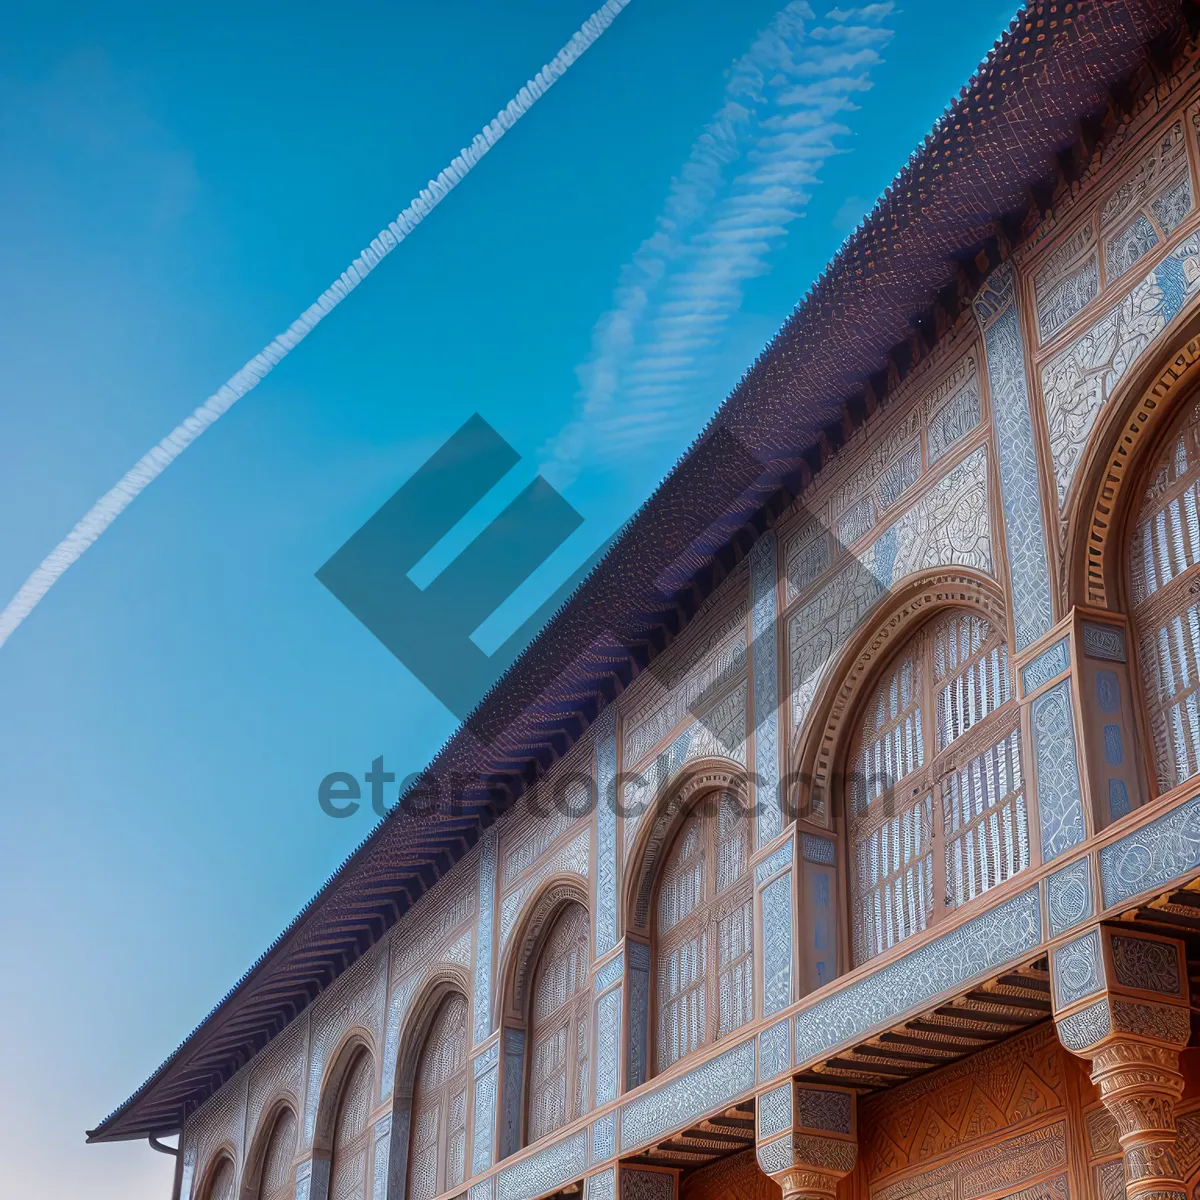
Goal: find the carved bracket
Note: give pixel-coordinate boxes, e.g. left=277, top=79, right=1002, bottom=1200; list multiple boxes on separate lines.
left=1051, top=925, right=1191, bottom=1200
left=755, top=1082, right=857, bottom=1200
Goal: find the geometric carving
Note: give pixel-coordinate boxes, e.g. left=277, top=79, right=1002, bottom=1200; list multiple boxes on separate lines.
left=620, top=1167, right=677, bottom=1200
left=408, top=996, right=468, bottom=1200
left=1081, top=622, right=1126, bottom=663
left=1045, top=855, right=1093, bottom=937
left=1052, top=926, right=1191, bottom=1200
left=1100, top=793, right=1200, bottom=909
left=596, top=708, right=618, bottom=959
left=495, top=1129, right=587, bottom=1200
left=751, top=532, right=783, bottom=846
left=976, top=263, right=1053, bottom=652
left=1051, top=929, right=1103, bottom=1010
left=258, top=1106, right=299, bottom=1200
left=756, top=1083, right=856, bottom=1200
left=1030, top=679, right=1085, bottom=862
left=795, top=888, right=1041, bottom=1063
left=861, top=1023, right=1064, bottom=1183
left=476, top=832, right=499, bottom=1045
left=759, top=1019, right=792, bottom=1081
left=329, top=1049, right=374, bottom=1200
left=1111, top=935, right=1182, bottom=996
left=620, top=1038, right=756, bottom=1151
left=1020, top=637, right=1069, bottom=695
left=872, top=1121, right=1068, bottom=1200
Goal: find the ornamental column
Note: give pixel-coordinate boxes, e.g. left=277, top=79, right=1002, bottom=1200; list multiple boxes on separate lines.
left=1050, top=925, right=1191, bottom=1200
left=755, top=1080, right=856, bottom=1200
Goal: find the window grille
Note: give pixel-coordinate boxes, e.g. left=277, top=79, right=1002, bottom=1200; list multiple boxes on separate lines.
left=408, top=996, right=468, bottom=1200
left=527, top=902, right=590, bottom=1144
left=654, top=792, right=752, bottom=1073
left=848, top=611, right=1026, bottom=967
left=1131, top=397, right=1200, bottom=792
left=329, top=1050, right=374, bottom=1200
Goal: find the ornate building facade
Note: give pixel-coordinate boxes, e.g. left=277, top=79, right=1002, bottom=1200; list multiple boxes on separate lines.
left=89, top=6, right=1200, bottom=1200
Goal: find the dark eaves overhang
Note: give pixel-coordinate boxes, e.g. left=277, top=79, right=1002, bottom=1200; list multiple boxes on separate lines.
left=89, top=0, right=1190, bottom=1144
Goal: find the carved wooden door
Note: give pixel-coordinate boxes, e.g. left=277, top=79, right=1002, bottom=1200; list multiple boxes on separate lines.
left=527, top=901, right=590, bottom=1143
left=408, top=994, right=468, bottom=1200
left=654, top=792, right=752, bottom=1074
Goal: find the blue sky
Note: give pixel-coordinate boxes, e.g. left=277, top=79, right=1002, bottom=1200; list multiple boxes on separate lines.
left=0, top=1, right=1016, bottom=1194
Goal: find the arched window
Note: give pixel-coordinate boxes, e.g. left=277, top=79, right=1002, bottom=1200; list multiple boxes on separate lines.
left=1130, top=394, right=1200, bottom=792
left=256, top=1106, right=298, bottom=1200
left=527, top=901, right=590, bottom=1144
left=654, top=792, right=752, bottom=1074
left=848, top=610, right=1024, bottom=967
left=407, top=994, right=468, bottom=1200
left=202, top=1156, right=235, bottom=1200
left=328, top=1049, right=374, bottom=1200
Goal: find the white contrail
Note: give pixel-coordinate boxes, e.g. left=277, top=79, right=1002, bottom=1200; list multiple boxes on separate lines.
left=0, top=0, right=633, bottom=652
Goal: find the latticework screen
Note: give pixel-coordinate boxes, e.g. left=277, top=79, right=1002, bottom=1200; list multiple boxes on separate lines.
left=1131, top=395, right=1200, bottom=792
left=527, top=901, right=590, bottom=1144
left=849, top=611, right=1026, bottom=967
left=654, top=792, right=752, bottom=1074
left=329, top=1050, right=374, bottom=1200
left=408, top=995, right=468, bottom=1200
left=258, top=1107, right=298, bottom=1200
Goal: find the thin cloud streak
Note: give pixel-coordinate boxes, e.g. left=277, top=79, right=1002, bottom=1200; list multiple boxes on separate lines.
left=0, top=0, right=635, bottom=653
left=542, top=1, right=893, bottom=488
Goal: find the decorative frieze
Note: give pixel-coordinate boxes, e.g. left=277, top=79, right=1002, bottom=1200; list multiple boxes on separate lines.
left=595, top=709, right=618, bottom=959
left=475, top=831, right=498, bottom=1046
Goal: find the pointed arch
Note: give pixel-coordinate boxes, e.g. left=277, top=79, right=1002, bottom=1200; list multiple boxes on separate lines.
left=835, top=601, right=1024, bottom=968
left=1063, top=319, right=1200, bottom=612
left=525, top=899, right=591, bottom=1144
left=240, top=1100, right=298, bottom=1200
left=384, top=970, right=471, bottom=1200
left=198, top=1151, right=237, bottom=1200
left=492, top=877, right=592, bottom=1156
left=406, top=993, right=470, bottom=1200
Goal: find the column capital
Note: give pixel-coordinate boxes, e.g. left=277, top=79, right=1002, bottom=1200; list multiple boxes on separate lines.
left=1051, top=924, right=1191, bottom=1200
left=755, top=1081, right=856, bottom=1200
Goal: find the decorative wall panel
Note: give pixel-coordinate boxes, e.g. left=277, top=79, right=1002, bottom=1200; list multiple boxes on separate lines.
left=794, top=887, right=1041, bottom=1063
left=596, top=711, right=618, bottom=960
left=626, top=941, right=650, bottom=1092
left=1041, top=231, right=1200, bottom=512
left=496, top=1130, right=587, bottom=1200
left=595, top=984, right=622, bottom=1108
left=476, top=832, right=498, bottom=1046
left=473, top=1048, right=500, bottom=1177
left=975, top=263, right=1053, bottom=652
left=758, top=1018, right=792, bottom=1081
left=1030, top=679, right=1086, bottom=862
left=872, top=1121, right=1067, bottom=1200
left=1020, top=638, right=1069, bottom=695
left=619, top=1038, right=756, bottom=1150
left=1100, top=791, right=1200, bottom=907
left=592, top=1112, right=616, bottom=1163
left=304, top=951, right=387, bottom=1144
left=623, top=599, right=747, bottom=770
left=500, top=1028, right=526, bottom=1161
left=1050, top=928, right=1103, bottom=1009
left=587, top=1168, right=616, bottom=1200
left=499, top=832, right=590, bottom=951
left=789, top=444, right=994, bottom=741
left=750, top=533, right=782, bottom=846
left=761, top=874, right=792, bottom=1018
left=1044, top=855, right=1093, bottom=937
left=1034, top=223, right=1099, bottom=340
